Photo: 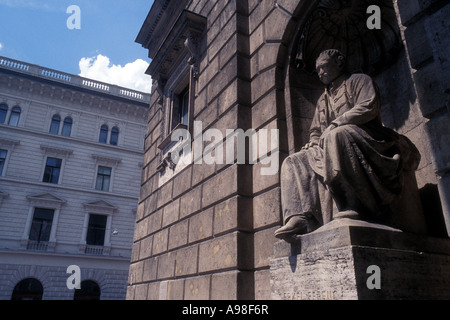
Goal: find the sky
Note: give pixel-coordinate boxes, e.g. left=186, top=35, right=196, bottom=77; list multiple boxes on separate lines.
left=0, top=0, right=154, bottom=93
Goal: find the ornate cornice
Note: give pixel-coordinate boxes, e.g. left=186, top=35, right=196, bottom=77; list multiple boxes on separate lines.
left=146, top=10, right=207, bottom=79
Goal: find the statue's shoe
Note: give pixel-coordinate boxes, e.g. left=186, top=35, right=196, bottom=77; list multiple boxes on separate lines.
left=274, top=216, right=308, bottom=240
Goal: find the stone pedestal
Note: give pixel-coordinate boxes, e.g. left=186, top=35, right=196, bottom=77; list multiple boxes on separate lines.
left=270, top=218, right=450, bottom=300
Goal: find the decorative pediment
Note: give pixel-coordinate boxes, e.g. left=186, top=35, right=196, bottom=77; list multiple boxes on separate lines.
left=83, top=199, right=117, bottom=214
left=27, top=192, right=66, bottom=208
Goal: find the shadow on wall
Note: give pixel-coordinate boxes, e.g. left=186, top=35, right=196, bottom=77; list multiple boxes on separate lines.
left=420, top=184, right=447, bottom=237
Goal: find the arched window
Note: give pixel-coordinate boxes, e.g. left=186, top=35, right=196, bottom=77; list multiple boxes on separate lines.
left=99, top=125, right=108, bottom=144
left=62, top=117, right=73, bottom=137
left=73, top=280, right=101, bottom=300
left=11, top=278, right=43, bottom=300
left=8, top=106, right=21, bottom=127
left=0, top=104, right=7, bottom=124
left=110, top=127, right=119, bottom=146
left=49, top=115, right=61, bottom=134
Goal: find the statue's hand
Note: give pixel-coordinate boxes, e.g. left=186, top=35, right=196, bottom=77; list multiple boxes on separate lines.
left=302, top=141, right=318, bottom=150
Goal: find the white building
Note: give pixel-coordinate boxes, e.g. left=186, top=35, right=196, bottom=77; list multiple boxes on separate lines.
left=0, top=56, right=150, bottom=300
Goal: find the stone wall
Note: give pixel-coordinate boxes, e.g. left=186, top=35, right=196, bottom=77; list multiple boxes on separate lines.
left=128, top=0, right=450, bottom=300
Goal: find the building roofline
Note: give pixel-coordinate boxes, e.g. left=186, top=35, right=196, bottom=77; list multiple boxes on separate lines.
left=0, top=56, right=151, bottom=105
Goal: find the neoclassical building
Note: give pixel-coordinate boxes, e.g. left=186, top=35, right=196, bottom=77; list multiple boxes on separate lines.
left=128, top=0, right=450, bottom=299
left=0, top=56, right=150, bottom=300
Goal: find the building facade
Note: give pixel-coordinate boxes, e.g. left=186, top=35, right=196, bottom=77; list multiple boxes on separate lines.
left=0, top=57, right=150, bottom=300
left=128, top=0, right=450, bottom=300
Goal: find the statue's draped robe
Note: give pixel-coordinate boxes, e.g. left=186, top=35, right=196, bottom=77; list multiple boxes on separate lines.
left=281, top=73, right=421, bottom=232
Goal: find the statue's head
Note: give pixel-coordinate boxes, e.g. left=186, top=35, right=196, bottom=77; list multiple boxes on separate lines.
left=315, top=49, right=346, bottom=85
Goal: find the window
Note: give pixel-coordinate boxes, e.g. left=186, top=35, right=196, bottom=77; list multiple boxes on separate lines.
left=42, top=157, right=62, bottom=184
left=172, top=87, right=189, bottom=130
left=74, top=280, right=101, bottom=300
left=49, top=115, right=61, bottom=134
left=62, top=117, right=73, bottom=137
left=28, top=208, right=54, bottom=243
left=95, top=166, right=111, bottom=191
left=99, top=125, right=108, bottom=143
left=110, top=127, right=119, bottom=145
left=8, top=106, right=21, bottom=126
left=11, top=278, right=43, bottom=301
left=0, top=104, right=7, bottom=124
left=86, top=214, right=107, bottom=246
left=0, top=149, right=7, bottom=176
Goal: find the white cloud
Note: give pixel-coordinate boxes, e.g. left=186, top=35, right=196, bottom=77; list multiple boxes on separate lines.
left=0, top=43, right=3, bottom=51
left=78, top=54, right=152, bottom=93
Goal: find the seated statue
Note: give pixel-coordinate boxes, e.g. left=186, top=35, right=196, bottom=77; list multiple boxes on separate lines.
left=275, top=49, right=424, bottom=241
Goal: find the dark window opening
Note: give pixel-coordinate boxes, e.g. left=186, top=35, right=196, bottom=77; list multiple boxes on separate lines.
left=42, top=157, right=62, bottom=184
left=29, top=208, right=54, bottom=243
left=86, top=214, right=107, bottom=246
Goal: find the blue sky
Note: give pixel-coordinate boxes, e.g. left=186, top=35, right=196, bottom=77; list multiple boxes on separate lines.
left=0, top=0, right=154, bottom=92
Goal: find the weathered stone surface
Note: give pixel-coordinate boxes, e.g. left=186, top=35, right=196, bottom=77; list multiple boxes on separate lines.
left=210, top=271, right=239, bottom=300
left=179, top=186, right=202, bottom=219
left=201, top=165, right=238, bottom=208
left=168, top=219, right=188, bottom=250
left=162, top=198, right=180, bottom=228
left=142, top=257, right=158, bottom=282
left=253, top=187, right=281, bottom=229
left=189, top=207, right=213, bottom=243
left=270, top=219, right=450, bottom=300
left=184, top=275, right=211, bottom=300
left=129, top=0, right=450, bottom=301
left=198, top=232, right=238, bottom=273
left=175, top=245, right=199, bottom=277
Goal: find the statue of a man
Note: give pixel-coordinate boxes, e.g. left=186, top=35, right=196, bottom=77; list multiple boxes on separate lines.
left=275, top=49, right=422, bottom=240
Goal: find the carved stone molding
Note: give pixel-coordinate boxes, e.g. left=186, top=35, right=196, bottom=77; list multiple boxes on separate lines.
left=146, top=10, right=207, bottom=95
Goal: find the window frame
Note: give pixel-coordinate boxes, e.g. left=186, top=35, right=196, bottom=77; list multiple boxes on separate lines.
left=39, top=145, right=72, bottom=185
left=61, top=117, right=73, bottom=137
left=95, top=165, right=112, bottom=192
left=22, top=193, right=66, bottom=251
left=42, top=157, right=63, bottom=184
left=49, top=114, right=61, bottom=134
left=0, top=149, right=7, bottom=176
left=0, top=138, right=20, bottom=177
left=8, top=106, right=21, bottom=127
left=91, top=154, right=121, bottom=193
left=80, top=200, right=117, bottom=255
left=28, top=208, right=55, bottom=244
left=85, top=214, right=108, bottom=246
left=99, top=124, right=109, bottom=144
left=110, top=127, right=119, bottom=146
left=0, top=104, right=7, bottom=124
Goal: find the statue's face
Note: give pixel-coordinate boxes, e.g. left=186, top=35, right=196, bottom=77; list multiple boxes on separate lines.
left=316, top=57, right=343, bottom=85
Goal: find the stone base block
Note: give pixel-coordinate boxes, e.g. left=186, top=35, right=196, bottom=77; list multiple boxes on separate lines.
left=270, top=218, right=450, bottom=300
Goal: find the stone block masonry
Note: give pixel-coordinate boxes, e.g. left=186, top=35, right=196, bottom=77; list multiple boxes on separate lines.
left=128, top=0, right=450, bottom=300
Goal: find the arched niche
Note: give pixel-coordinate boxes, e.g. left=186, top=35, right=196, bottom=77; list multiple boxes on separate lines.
left=277, top=0, right=404, bottom=154
left=275, top=0, right=447, bottom=236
